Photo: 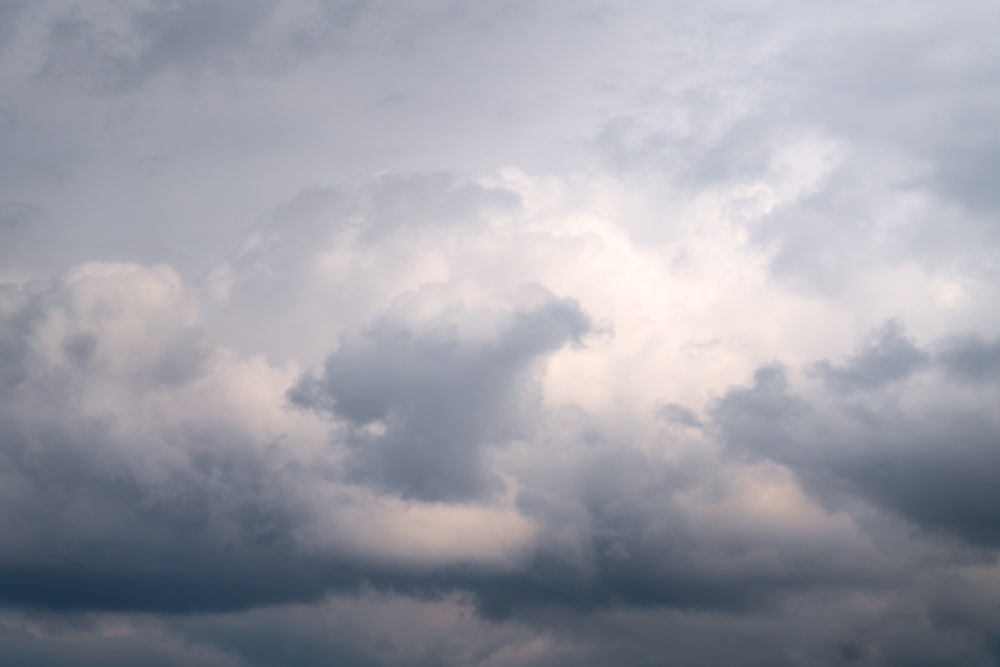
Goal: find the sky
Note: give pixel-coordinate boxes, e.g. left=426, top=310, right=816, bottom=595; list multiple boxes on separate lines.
left=1, top=1, right=1000, bottom=665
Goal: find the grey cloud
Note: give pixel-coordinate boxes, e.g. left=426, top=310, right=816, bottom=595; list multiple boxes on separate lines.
left=0, top=265, right=894, bottom=624
left=0, top=280, right=995, bottom=666
left=280, top=0, right=373, bottom=60
left=0, top=270, right=489, bottom=614
left=709, top=363, right=812, bottom=466
left=807, top=320, right=930, bottom=393
left=714, top=325, right=1000, bottom=548
left=204, top=171, right=522, bottom=364
left=7, top=264, right=838, bottom=621
left=0, top=399, right=330, bottom=613
left=586, top=2, right=1000, bottom=289
left=749, top=161, right=888, bottom=293
left=34, top=1, right=555, bottom=95
left=291, top=286, right=591, bottom=501
left=658, top=402, right=704, bottom=429
left=935, top=334, right=1000, bottom=384
left=0, top=620, right=241, bottom=667
left=465, top=411, right=891, bottom=622
left=41, top=0, right=278, bottom=92
left=0, top=203, right=49, bottom=280
left=0, top=269, right=212, bottom=389
left=128, top=0, right=276, bottom=72
left=834, top=420, right=1000, bottom=549
left=349, top=172, right=522, bottom=241
left=593, top=110, right=780, bottom=202
left=781, top=6, right=1000, bottom=219
left=4, top=2, right=1000, bottom=664
left=253, top=172, right=520, bottom=248
left=8, top=566, right=1000, bottom=667
left=767, top=4, right=1000, bottom=283
left=0, top=269, right=342, bottom=614
left=216, top=171, right=521, bottom=281
left=0, top=1, right=25, bottom=53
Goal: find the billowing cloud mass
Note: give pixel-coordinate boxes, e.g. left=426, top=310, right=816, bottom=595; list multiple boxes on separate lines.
left=2, top=1, right=1000, bottom=665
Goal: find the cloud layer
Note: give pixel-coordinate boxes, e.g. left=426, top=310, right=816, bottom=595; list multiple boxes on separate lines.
left=2, top=1, right=1000, bottom=665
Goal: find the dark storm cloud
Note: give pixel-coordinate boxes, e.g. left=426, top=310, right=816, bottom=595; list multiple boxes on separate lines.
left=714, top=323, right=1000, bottom=548
left=290, top=286, right=591, bottom=501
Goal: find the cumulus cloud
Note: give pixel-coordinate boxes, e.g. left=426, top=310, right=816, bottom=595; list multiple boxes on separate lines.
left=3, top=1, right=1000, bottom=665
left=0, top=263, right=570, bottom=615
left=3, top=182, right=999, bottom=662
left=0, top=263, right=327, bottom=612
left=290, top=285, right=591, bottom=501
left=714, top=323, right=1000, bottom=549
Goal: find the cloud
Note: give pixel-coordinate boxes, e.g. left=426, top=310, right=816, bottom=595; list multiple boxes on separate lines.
left=0, top=263, right=563, bottom=615
left=5, top=571, right=1000, bottom=667
left=3, top=2, right=1000, bottom=664
left=714, top=323, right=1000, bottom=548
left=935, top=334, right=1000, bottom=384
left=202, top=172, right=524, bottom=363
left=806, top=320, right=930, bottom=393
left=658, top=402, right=704, bottom=429
left=40, top=0, right=278, bottom=92
left=290, top=284, right=591, bottom=501
left=582, top=1, right=1000, bottom=292
left=0, top=1, right=25, bottom=53
left=0, top=263, right=329, bottom=613
left=0, top=259, right=892, bottom=624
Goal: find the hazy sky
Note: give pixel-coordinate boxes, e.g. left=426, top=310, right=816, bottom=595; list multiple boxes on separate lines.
left=2, top=1, right=1000, bottom=665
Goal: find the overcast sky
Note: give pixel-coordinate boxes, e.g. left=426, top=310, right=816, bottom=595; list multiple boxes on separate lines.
left=2, top=1, right=1000, bottom=665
